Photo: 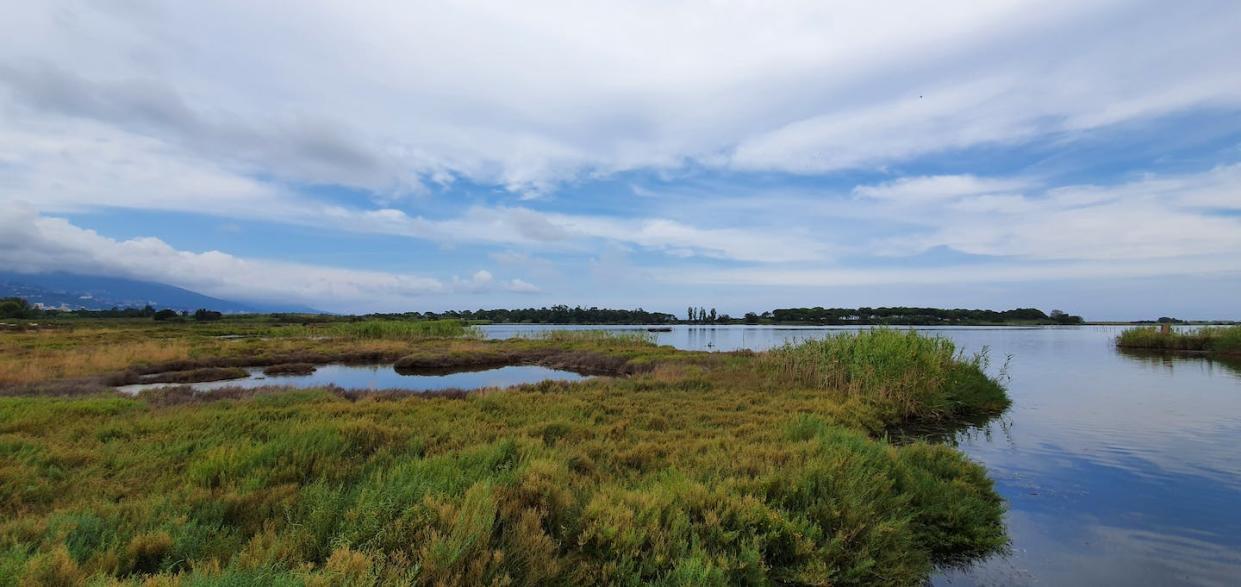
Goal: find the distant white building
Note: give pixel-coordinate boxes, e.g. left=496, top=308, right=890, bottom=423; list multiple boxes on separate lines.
left=32, top=302, right=76, bottom=311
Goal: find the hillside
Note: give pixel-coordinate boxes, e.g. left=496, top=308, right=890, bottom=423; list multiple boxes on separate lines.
left=0, top=272, right=319, bottom=313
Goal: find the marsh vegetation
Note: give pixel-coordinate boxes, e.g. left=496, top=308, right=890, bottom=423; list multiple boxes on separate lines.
left=0, top=319, right=1010, bottom=585
left=1116, top=324, right=1241, bottom=355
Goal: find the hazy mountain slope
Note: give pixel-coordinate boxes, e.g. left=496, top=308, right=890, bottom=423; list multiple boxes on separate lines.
left=0, top=272, right=321, bottom=313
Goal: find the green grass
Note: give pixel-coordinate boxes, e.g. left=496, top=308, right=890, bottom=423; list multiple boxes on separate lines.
left=265, top=319, right=480, bottom=341
left=0, top=327, right=1011, bottom=585
left=1116, top=325, right=1241, bottom=354
left=525, top=329, right=657, bottom=345
left=760, top=329, right=1010, bottom=422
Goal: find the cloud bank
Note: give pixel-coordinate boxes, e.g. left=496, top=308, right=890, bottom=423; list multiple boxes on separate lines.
left=3, top=1, right=1239, bottom=192
left=0, top=206, right=537, bottom=311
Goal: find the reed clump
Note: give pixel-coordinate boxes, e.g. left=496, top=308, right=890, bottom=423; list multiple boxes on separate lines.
left=1116, top=325, right=1241, bottom=355
left=760, top=329, right=1009, bottom=421
left=528, top=329, right=656, bottom=345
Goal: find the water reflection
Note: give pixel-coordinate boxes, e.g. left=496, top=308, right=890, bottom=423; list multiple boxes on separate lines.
left=1117, top=347, right=1241, bottom=379
left=887, top=414, right=1016, bottom=449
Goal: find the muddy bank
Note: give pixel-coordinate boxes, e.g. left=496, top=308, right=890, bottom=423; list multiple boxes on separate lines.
left=262, top=363, right=317, bottom=376
left=392, top=347, right=645, bottom=376
left=141, top=367, right=249, bottom=384
left=135, top=384, right=477, bottom=407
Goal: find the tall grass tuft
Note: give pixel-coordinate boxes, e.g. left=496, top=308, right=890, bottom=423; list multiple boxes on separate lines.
left=266, top=319, right=480, bottom=341
left=527, top=329, right=656, bottom=345
left=1116, top=325, right=1241, bottom=354
left=761, top=329, right=1009, bottom=421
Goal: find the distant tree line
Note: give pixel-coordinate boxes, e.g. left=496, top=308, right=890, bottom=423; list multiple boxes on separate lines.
left=383, top=305, right=1081, bottom=326
left=766, top=306, right=1083, bottom=325
left=0, top=296, right=1088, bottom=326
left=370, top=305, right=679, bottom=324
left=0, top=298, right=228, bottom=322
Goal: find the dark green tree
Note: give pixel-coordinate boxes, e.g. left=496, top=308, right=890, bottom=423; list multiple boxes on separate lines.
left=153, top=309, right=179, bottom=321
left=193, top=309, right=223, bottom=321
left=0, top=297, right=33, bottom=319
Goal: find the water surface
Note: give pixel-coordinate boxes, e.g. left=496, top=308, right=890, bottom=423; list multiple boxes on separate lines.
left=481, top=324, right=1241, bottom=586
left=119, top=364, right=587, bottom=394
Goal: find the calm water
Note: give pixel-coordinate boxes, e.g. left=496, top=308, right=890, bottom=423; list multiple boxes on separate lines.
left=118, top=364, right=586, bottom=394
left=481, top=324, right=1241, bottom=586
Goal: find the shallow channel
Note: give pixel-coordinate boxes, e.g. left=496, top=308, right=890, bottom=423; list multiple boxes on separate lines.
left=118, top=364, right=588, bottom=394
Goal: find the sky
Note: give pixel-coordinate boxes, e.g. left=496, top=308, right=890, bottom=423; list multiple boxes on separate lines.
left=1, top=1, right=1240, bottom=319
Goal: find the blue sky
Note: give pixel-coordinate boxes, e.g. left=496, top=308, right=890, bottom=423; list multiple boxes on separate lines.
left=1, top=1, right=1240, bottom=319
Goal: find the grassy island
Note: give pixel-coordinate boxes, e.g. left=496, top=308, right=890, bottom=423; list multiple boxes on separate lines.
left=0, top=319, right=1010, bottom=586
left=1115, top=324, right=1241, bottom=356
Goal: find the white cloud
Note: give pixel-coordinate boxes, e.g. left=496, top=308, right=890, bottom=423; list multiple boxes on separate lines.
left=649, top=164, right=1241, bottom=288
left=872, top=165, right=1241, bottom=261
left=0, top=120, right=825, bottom=264
left=0, top=120, right=293, bottom=215
left=1, top=1, right=1238, bottom=190
left=506, top=279, right=541, bottom=293
left=853, top=174, right=1030, bottom=203
left=730, top=78, right=1040, bottom=173
left=302, top=205, right=830, bottom=263
left=0, top=206, right=539, bottom=311
left=545, top=214, right=831, bottom=263
left=664, top=258, right=1241, bottom=289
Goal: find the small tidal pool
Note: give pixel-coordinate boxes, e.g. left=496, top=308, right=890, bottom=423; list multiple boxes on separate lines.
left=118, top=364, right=588, bottom=394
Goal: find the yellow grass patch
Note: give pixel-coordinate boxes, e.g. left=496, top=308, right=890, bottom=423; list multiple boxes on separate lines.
left=0, top=336, right=191, bottom=385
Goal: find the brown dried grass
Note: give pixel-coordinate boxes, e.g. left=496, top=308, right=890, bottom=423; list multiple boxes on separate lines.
left=0, top=339, right=192, bottom=386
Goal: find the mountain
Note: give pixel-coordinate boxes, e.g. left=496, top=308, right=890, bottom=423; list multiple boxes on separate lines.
left=0, top=272, right=321, bottom=314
